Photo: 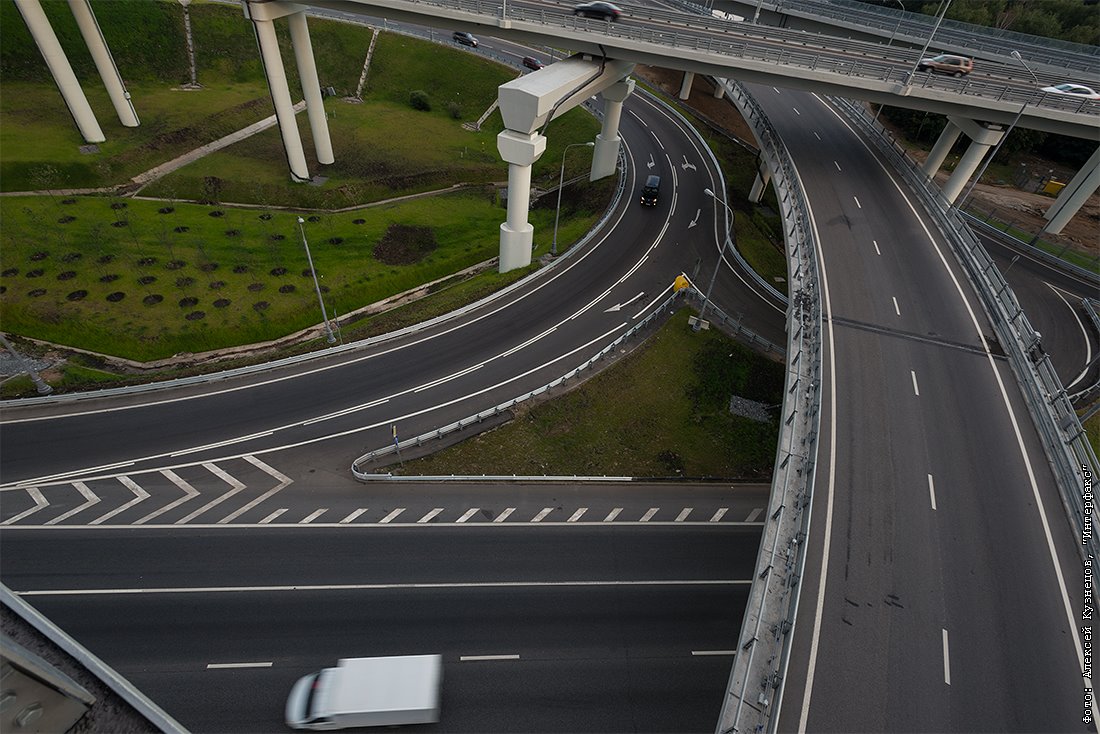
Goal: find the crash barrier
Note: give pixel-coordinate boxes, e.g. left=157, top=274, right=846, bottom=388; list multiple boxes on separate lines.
left=830, top=95, right=1098, bottom=566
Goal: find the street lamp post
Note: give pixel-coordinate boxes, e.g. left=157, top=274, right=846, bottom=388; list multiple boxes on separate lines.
left=701, top=187, right=736, bottom=323
left=552, top=141, right=595, bottom=257
left=904, top=0, right=953, bottom=85
left=296, top=217, right=337, bottom=344
left=874, top=0, right=907, bottom=122
left=956, top=50, right=1037, bottom=211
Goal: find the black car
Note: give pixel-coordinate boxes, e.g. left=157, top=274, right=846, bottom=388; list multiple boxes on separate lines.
left=453, top=31, right=478, bottom=47
left=573, top=2, right=622, bottom=21
left=522, top=56, right=545, bottom=71
left=640, top=175, right=660, bottom=207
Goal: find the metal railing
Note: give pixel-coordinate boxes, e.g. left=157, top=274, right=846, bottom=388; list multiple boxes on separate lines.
left=830, top=95, right=1098, bottom=565
left=713, top=78, right=825, bottom=734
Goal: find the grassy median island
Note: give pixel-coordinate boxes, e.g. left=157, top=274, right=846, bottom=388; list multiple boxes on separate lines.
left=391, top=309, right=785, bottom=479
left=0, top=0, right=610, bottom=382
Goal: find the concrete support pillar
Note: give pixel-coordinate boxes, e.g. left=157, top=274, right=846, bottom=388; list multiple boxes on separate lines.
left=749, top=158, right=772, bottom=203
left=13, top=0, right=104, bottom=143
left=591, top=78, right=635, bottom=182
left=1044, top=146, right=1100, bottom=234
left=942, top=136, right=995, bottom=204
left=288, top=11, right=334, bottom=165
left=713, top=77, right=726, bottom=99
left=67, top=0, right=138, bottom=127
left=252, top=16, right=310, bottom=182
left=497, top=130, right=547, bottom=272
left=921, top=120, right=961, bottom=179
left=679, top=70, right=694, bottom=100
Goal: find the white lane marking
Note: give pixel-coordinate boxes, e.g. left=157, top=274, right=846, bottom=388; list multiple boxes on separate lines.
left=942, top=629, right=951, bottom=684
left=171, top=429, right=274, bottom=458
left=1045, top=281, right=1092, bottom=389
left=568, top=508, right=587, bottom=522
left=604, top=508, right=623, bottom=522
left=303, top=398, right=388, bottom=426
left=1, top=487, right=48, bottom=525
left=793, top=107, right=801, bottom=116
left=259, top=508, right=287, bottom=524
left=418, top=508, right=444, bottom=524
left=773, top=87, right=781, bottom=93
left=628, top=108, right=646, bottom=126
left=833, top=160, right=841, bottom=172
left=340, top=508, right=368, bottom=524
left=675, top=508, right=693, bottom=522
left=651, top=129, right=665, bottom=150
left=853, top=196, right=862, bottom=209
left=691, top=650, right=737, bottom=656
left=379, top=508, right=405, bottom=524
left=640, top=508, right=659, bottom=522
left=20, top=579, right=755, bottom=596
left=893, top=297, right=901, bottom=316
left=531, top=507, right=554, bottom=523
left=634, top=283, right=676, bottom=320
left=872, top=239, right=881, bottom=255
left=456, top=508, right=480, bottom=523
left=745, top=508, right=763, bottom=523
left=928, top=475, right=937, bottom=510
left=460, top=654, right=519, bottom=662
left=219, top=455, right=293, bottom=524
left=45, top=482, right=100, bottom=525
left=176, top=463, right=247, bottom=524
left=911, top=370, right=920, bottom=396
left=134, top=469, right=199, bottom=525
left=301, top=509, right=327, bottom=524
left=90, top=476, right=150, bottom=525
left=414, top=363, right=484, bottom=393
left=493, top=507, right=515, bottom=523
left=206, top=662, right=272, bottom=669
left=813, top=131, right=821, bottom=140
left=824, top=95, right=1092, bottom=720
left=710, top=508, right=728, bottom=522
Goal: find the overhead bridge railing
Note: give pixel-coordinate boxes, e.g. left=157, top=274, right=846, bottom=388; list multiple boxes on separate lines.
left=829, top=96, right=1098, bottom=565
left=712, top=79, right=825, bottom=734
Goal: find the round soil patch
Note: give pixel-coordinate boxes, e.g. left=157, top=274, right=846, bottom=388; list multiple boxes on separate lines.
left=179, top=296, right=199, bottom=308
left=57, top=215, right=76, bottom=224
left=106, top=292, right=125, bottom=302
left=61, top=198, right=76, bottom=205
left=143, top=294, right=164, bottom=306
left=138, top=257, right=157, bottom=266
left=269, top=234, right=285, bottom=241
left=28, top=289, right=46, bottom=297
left=270, top=267, right=288, bottom=276
left=166, top=260, right=186, bottom=270
left=26, top=269, right=44, bottom=278
left=175, top=276, right=195, bottom=287
left=67, top=290, right=87, bottom=301
left=199, top=262, right=218, bottom=272
left=209, top=210, right=224, bottom=218
left=225, top=229, right=240, bottom=237
left=30, top=252, right=48, bottom=261
left=353, top=218, right=366, bottom=225
left=209, top=281, right=226, bottom=290
left=279, top=284, right=296, bottom=293
left=301, top=269, right=314, bottom=277
left=307, top=215, right=321, bottom=223
left=185, top=311, right=206, bottom=321
left=214, top=298, right=231, bottom=308
left=61, top=252, right=82, bottom=263
left=248, top=283, right=265, bottom=292
left=100, top=274, right=120, bottom=283
left=174, top=226, right=189, bottom=233
left=328, top=237, right=344, bottom=245
left=158, top=207, right=175, bottom=214
left=97, top=254, right=114, bottom=264
left=259, top=213, right=273, bottom=221
left=253, top=301, right=270, bottom=311
left=57, top=271, right=77, bottom=281
left=3, top=268, right=18, bottom=277
left=112, top=220, right=128, bottom=228
left=233, top=264, right=249, bottom=274
left=110, top=201, right=127, bottom=210
left=138, top=275, right=157, bottom=285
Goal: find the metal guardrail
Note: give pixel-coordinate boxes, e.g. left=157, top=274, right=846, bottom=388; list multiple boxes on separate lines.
left=961, top=213, right=1100, bottom=283
left=713, top=79, right=824, bottom=734
left=352, top=288, right=683, bottom=476
left=682, top=290, right=785, bottom=359
left=830, top=95, right=1098, bottom=566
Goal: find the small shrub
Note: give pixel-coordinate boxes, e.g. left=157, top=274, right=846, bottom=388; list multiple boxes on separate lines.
left=112, top=220, right=128, bottom=228
left=138, top=257, right=157, bottom=266
left=447, top=101, right=462, bottom=119
left=174, top=226, right=189, bottom=233
left=248, top=282, right=265, bottom=292
left=158, top=207, right=175, bottom=214
left=57, top=215, right=76, bottom=224
left=2, top=268, right=18, bottom=276
left=409, top=90, right=431, bottom=111
left=97, top=254, right=114, bottom=264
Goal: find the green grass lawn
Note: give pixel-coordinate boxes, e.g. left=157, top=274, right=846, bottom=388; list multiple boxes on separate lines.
left=391, top=308, right=784, bottom=479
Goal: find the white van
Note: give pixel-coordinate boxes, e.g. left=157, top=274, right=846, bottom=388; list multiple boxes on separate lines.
left=285, top=655, right=442, bottom=730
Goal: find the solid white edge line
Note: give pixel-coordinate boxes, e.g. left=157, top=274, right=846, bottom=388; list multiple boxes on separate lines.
left=0, top=520, right=766, bottom=530
left=1044, top=281, right=1092, bottom=388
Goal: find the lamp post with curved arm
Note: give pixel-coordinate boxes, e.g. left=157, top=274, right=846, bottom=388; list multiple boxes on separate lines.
left=297, top=216, right=337, bottom=344
left=552, top=141, right=595, bottom=257
left=701, top=187, right=736, bottom=323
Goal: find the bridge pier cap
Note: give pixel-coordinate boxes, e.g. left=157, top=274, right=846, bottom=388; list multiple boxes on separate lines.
left=241, top=0, right=305, bottom=23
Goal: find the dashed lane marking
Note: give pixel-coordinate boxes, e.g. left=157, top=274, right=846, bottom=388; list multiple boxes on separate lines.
left=301, top=509, right=327, bottom=524
left=493, top=508, right=516, bottom=523
left=259, top=508, right=287, bottom=524
left=604, top=508, right=623, bottom=522
left=456, top=508, right=480, bottom=523
left=675, top=508, right=693, bottom=522
left=340, top=508, right=368, bottom=524
left=379, top=508, right=406, bottom=524
left=418, top=508, right=444, bottom=523
left=710, top=508, right=728, bottom=522
left=745, top=508, right=763, bottom=522
left=640, top=508, right=659, bottom=522
left=531, top=507, right=554, bottom=523
left=568, top=508, right=587, bottom=522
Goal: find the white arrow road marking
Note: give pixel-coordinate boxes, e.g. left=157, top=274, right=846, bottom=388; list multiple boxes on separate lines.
left=90, top=476, right=150, bottom=525
left=218, top=456, right=292, bottom=524
left=688, top=209, right=700, bottom=228
left=681, top=156, right=696, bottom=171
left=134, top=470, right=199, bottom=525
left=604, top=291, right=646, bottom=313
left=176, top=463, right=246, bottom=524
left=2, top=488, right=48, bottom=525
left=647, top=153, right=656, bottom=169
left=46, top=482, right=101, bottom=525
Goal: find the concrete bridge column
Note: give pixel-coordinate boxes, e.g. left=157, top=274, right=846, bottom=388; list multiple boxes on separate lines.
left=288, top=11, right=334, bottom=165
left=921, top=120, right=961, bottom=179
left=679, top=71, right=694, bottom=100
left=591, top=78, right=635, bottom=181
left=13, top=0, right=104, bottom=143
left=498, top=130, right=547, bottom=273
left=749, top=157, right=772, bottom=203
left=67, top=0, right=138, bottom=127
left=713, top=77, right=726, bottom=99
left=940, top=120, right=1005, bottom=204
left=1044, top=146, right=1100, bottom=234
left=250, top=14, right=310, bottom=182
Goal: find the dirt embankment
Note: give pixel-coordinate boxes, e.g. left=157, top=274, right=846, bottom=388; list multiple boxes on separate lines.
left=635, top=66, right=1099, bottom=262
